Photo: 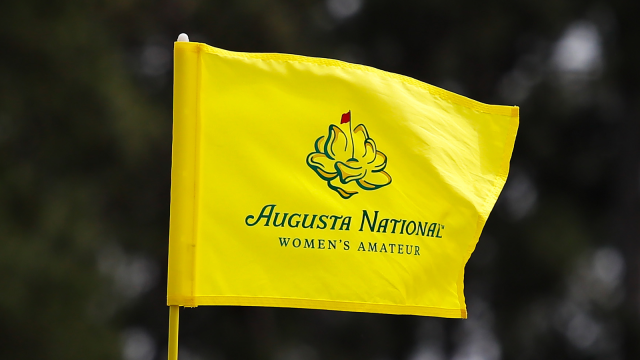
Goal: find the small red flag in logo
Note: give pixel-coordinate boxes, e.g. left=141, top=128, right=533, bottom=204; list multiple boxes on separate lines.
left=341, top=111, right=351, bottom=124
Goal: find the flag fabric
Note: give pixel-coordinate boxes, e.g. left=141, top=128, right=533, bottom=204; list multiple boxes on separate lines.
left=168, top=41, right=518, bottom=318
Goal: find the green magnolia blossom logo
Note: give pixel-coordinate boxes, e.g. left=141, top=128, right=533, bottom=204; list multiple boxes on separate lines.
left=306, top=111, right=392, bottom=199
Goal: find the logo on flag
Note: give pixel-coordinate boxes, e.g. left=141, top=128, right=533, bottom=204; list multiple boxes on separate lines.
left=306, top=111, right=392, bottom=199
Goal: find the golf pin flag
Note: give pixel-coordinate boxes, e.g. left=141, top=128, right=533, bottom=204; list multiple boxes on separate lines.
left=168, top=41, right=518, bottom=318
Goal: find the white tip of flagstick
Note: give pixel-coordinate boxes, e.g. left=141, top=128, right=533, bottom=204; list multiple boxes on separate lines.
left=177, top=33, right=189, bottom=42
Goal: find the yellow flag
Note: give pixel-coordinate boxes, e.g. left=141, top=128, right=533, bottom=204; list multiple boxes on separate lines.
left=168, top=42, right=518, bottom=318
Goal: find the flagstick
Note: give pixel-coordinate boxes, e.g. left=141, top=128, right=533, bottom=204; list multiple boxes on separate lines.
left=348, top=111, right=355, bottom=160
left=168, top=305, right=180, bottom=360
left=169, top=33, right=189, bottom=360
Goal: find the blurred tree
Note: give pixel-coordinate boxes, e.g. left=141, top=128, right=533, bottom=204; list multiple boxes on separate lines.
left=0, top=1, right=168, bottom=359
left=1, top=0, right=639, bottom=359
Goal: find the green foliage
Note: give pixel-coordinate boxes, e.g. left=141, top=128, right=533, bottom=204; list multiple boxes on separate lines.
left=2, top=0, right=640, bottom=359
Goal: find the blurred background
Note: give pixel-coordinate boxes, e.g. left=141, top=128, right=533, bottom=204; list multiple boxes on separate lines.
left=2, top=0, right=639, bottom=359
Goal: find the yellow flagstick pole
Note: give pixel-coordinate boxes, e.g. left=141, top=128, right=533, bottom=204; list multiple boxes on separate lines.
left=168, top=305, right=180, bottom=360
left=169, top=32, right=190, bottom=360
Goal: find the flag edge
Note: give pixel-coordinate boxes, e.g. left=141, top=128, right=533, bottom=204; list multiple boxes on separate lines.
left=455, top=110, right=520, bottom=315
left=167, top=295, right=467, bottom=318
